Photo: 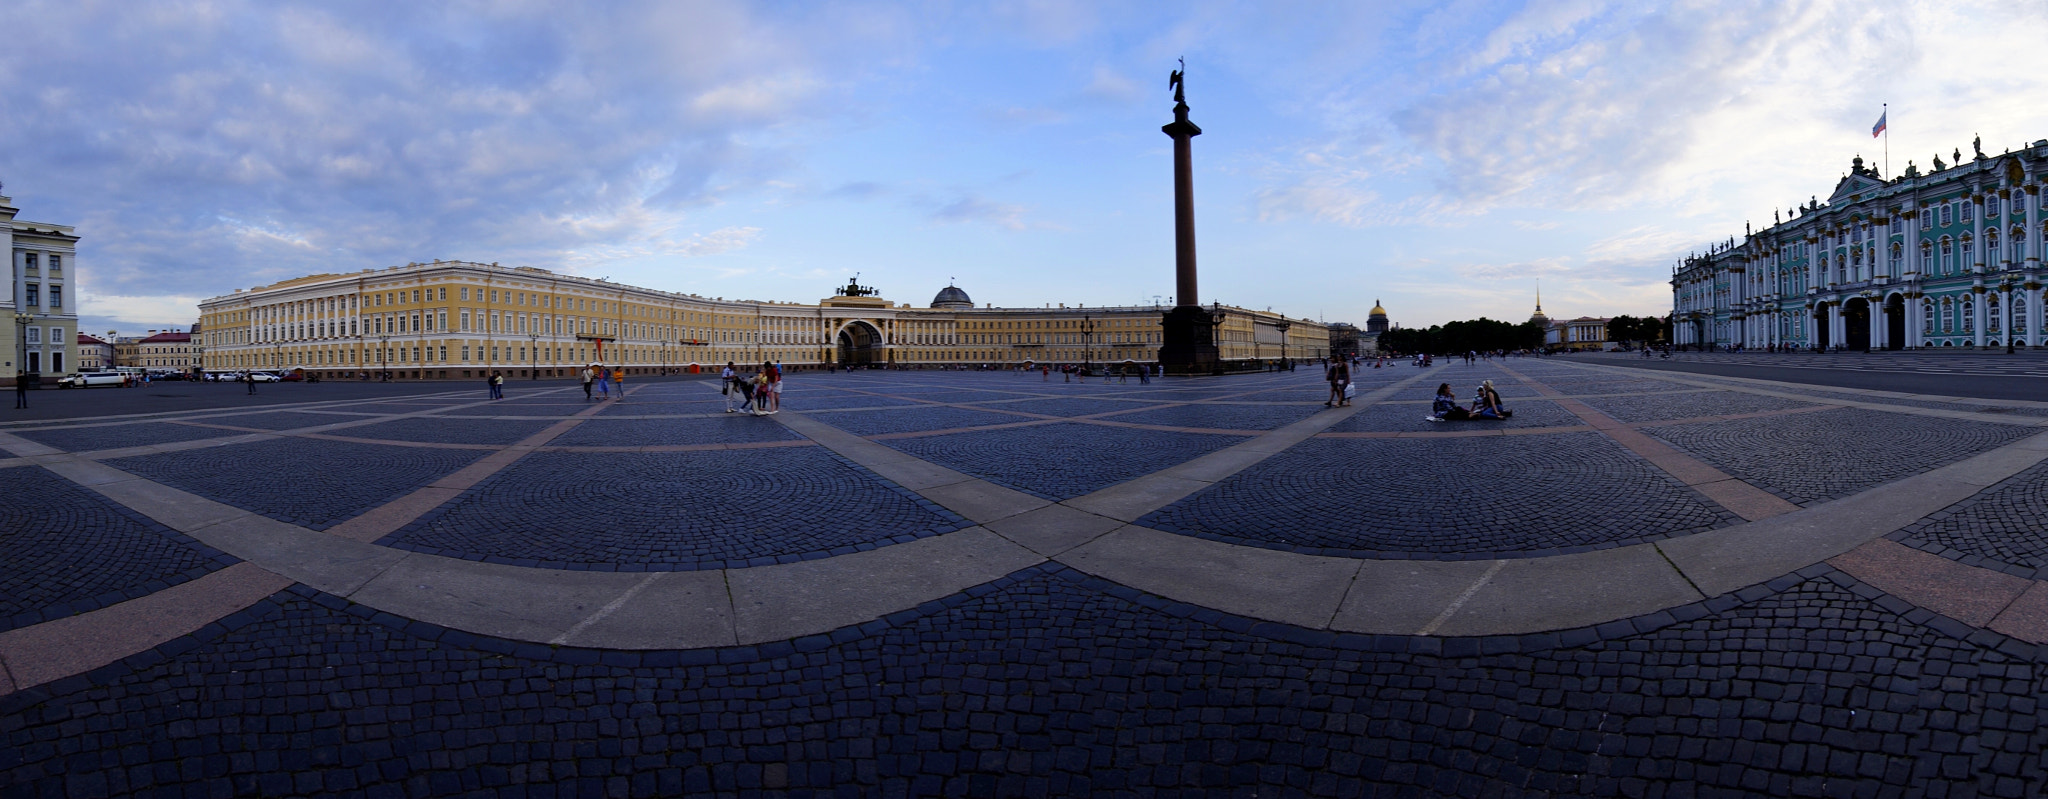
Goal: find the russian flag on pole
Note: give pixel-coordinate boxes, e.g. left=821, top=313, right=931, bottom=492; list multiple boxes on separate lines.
left=1872, top=111, right=1887, bottom=138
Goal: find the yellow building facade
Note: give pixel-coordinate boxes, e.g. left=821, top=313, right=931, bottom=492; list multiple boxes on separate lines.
left=198, top=262, right=1330, bottom=378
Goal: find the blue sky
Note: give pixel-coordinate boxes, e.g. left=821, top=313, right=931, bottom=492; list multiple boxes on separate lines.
left=6, top=1, right=2046, bottom=337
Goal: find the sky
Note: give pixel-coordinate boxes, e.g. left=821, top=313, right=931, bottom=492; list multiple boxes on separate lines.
left=7, top=0, right=2048, bottom=337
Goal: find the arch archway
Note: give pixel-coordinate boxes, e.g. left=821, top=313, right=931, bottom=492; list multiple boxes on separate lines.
left=1843, top=297, right=1872, bottom=351
left=1885, top=293, right=1906, bottom=350
left=1812, top=305, right=1830, bottom=351
left=835, top=320, right=884, bottom=367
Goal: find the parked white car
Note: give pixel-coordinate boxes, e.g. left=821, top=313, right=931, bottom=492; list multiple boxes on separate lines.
left=247, top=372, right=283, bottom=383
left=60, top=372, right=128, bottom=388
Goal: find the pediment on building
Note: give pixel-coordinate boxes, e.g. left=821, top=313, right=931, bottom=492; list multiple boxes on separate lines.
left=1826, top=173, right=1885, bottom=205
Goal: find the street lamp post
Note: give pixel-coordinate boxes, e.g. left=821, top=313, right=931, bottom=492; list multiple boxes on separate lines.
left=1275, top=320, right=1291, bottom=366
left=13, top=313, right=33, bottom=386
left=1080, top=315, right=1095, bottom=374
left=528, top=332, right=539, bottom=379
left=378, top=335, right=389, bottom=381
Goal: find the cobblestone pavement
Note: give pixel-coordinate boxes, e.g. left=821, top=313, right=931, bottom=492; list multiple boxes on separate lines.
left=1142, top=433, right=1737, bottom=557
left=11, top=421, right=256, bottom=453
left=1574, top=389, right=1828, bottom=424
left=878, top=421, right=1241, bottom=500
left=548, top=417, right=804, bottom=447
left=106, top=438, right=490, bottom=531
left=0, top=466, right=237, bottom=632
left=1899, top=460, right=2048, bottom=579
left=382, top=448, right=967, bottom=570
left=1330, top=398, right=1583, bottom=433
left=1645, top=407, right=2039, bottom=506
left=9, top=365, right=2048, bottom=795
left=5, top=568, right=2043, bottom=798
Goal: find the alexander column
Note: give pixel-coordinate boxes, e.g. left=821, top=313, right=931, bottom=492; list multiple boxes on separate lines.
left=1156, top=59, right=1222, bottom=374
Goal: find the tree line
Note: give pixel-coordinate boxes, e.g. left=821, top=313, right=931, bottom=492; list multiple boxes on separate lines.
left=1376, top=318, right=1546, bottom=355
left=1375, top=314, right=1671, bottom=355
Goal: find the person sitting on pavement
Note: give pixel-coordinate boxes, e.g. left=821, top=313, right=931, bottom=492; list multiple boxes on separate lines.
left=1471, top=380, right=1512, bottom=420
left=1426, top=383, right=1468, bottom=422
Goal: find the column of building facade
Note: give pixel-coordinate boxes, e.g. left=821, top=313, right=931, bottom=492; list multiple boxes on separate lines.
left=1972, top=189, right=1989, bottom=347
left=2027, top=184, right=2042, bottom=347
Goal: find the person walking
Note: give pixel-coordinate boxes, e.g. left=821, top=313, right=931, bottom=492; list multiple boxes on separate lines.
left=244, top=371, right=258, bottom=395
left=488, top=371, right=504, bottom=400
left=580, top=365, right=595, bottom=401
left=594, top=363, right=611, bottom=400
left=611, top=366, right=626, bottom=401
left=1326, top=358, right=1351, bottom=407
left=14, top=371, right=28, bottom=409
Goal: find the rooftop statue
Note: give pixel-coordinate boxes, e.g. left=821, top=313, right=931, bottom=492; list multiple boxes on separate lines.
left=1974, top=134, right=1985, bottom=160
left=1934, top=153, right=1946, bottom=171
left=1904, top=160, right=1920, bottom=178
left=838, top=275, right=879, bottom=298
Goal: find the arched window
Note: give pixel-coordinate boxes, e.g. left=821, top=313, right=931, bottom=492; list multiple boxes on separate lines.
left=1941, top=237, right=1954, bottom=274
left=1962, top=234, right=1975, bottom=270
left=1943, top=298, right=1955, bottom=332
left=1924, top=298, right=1936, bottom=332
left=2013, top=226, right=2026, bottom=263
left=1963, top=298, right=1975, bottom=332
left=2015, top=296, right=2029, bottom=334
left=1989, top=294, right=2002, bottom=332
left=1890, top=242, right=1903, bottom=277
left=1921, top=240, right=1933, bottom=273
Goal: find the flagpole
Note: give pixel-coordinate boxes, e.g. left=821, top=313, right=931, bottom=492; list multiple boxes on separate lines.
left=1883, top=103, right=1889, bottom=178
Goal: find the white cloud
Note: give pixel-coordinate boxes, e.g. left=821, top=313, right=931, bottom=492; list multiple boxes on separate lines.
left=931, top=196, right=1030, bottom=230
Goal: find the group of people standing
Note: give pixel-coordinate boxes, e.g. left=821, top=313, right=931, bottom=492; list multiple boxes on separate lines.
left=722, top=361, right=783, bottom=415
left=579, top=364, right=625, bottom=401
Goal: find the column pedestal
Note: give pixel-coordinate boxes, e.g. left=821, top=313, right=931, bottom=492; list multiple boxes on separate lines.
left=1159, top=306, right=1221, bottom=375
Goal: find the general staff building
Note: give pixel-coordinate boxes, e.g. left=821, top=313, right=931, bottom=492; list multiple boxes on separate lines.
left=196, top=261, right=1330, bottom=379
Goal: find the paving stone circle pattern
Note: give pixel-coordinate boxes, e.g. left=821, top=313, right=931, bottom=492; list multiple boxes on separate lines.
left=8, top=357, right=2048, bottom=795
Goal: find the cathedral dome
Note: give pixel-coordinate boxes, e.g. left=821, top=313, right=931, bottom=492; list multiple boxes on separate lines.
left=1369, top=300, right=1388, bottom=318
left=931, top=284, right=974, bottom=309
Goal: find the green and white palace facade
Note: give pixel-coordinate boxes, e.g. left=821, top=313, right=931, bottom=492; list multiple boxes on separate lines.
left=1673, top=146, right=2048, bottom=350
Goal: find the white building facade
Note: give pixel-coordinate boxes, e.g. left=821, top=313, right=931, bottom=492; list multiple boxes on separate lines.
left=4, top=193, right=80, bottom=384
left=1675, top=147, right=2048, bottom=351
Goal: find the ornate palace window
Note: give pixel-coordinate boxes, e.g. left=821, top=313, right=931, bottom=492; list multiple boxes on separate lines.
left=2013, top=226, right=2026, bottom=263
left=1941, top=237, right=1954, bottom=273
left=1962, top=235, right=1975, bottom=270
left=1943, top=299, right=1955, bottom=332
left=1942, top=204, right=1954, bottom=226
left=1924, top=299, right=1936, bottom=332
left=1989, top=295, right=2002, bottom=332
left=1963, top=299, right=1975, bottom=332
